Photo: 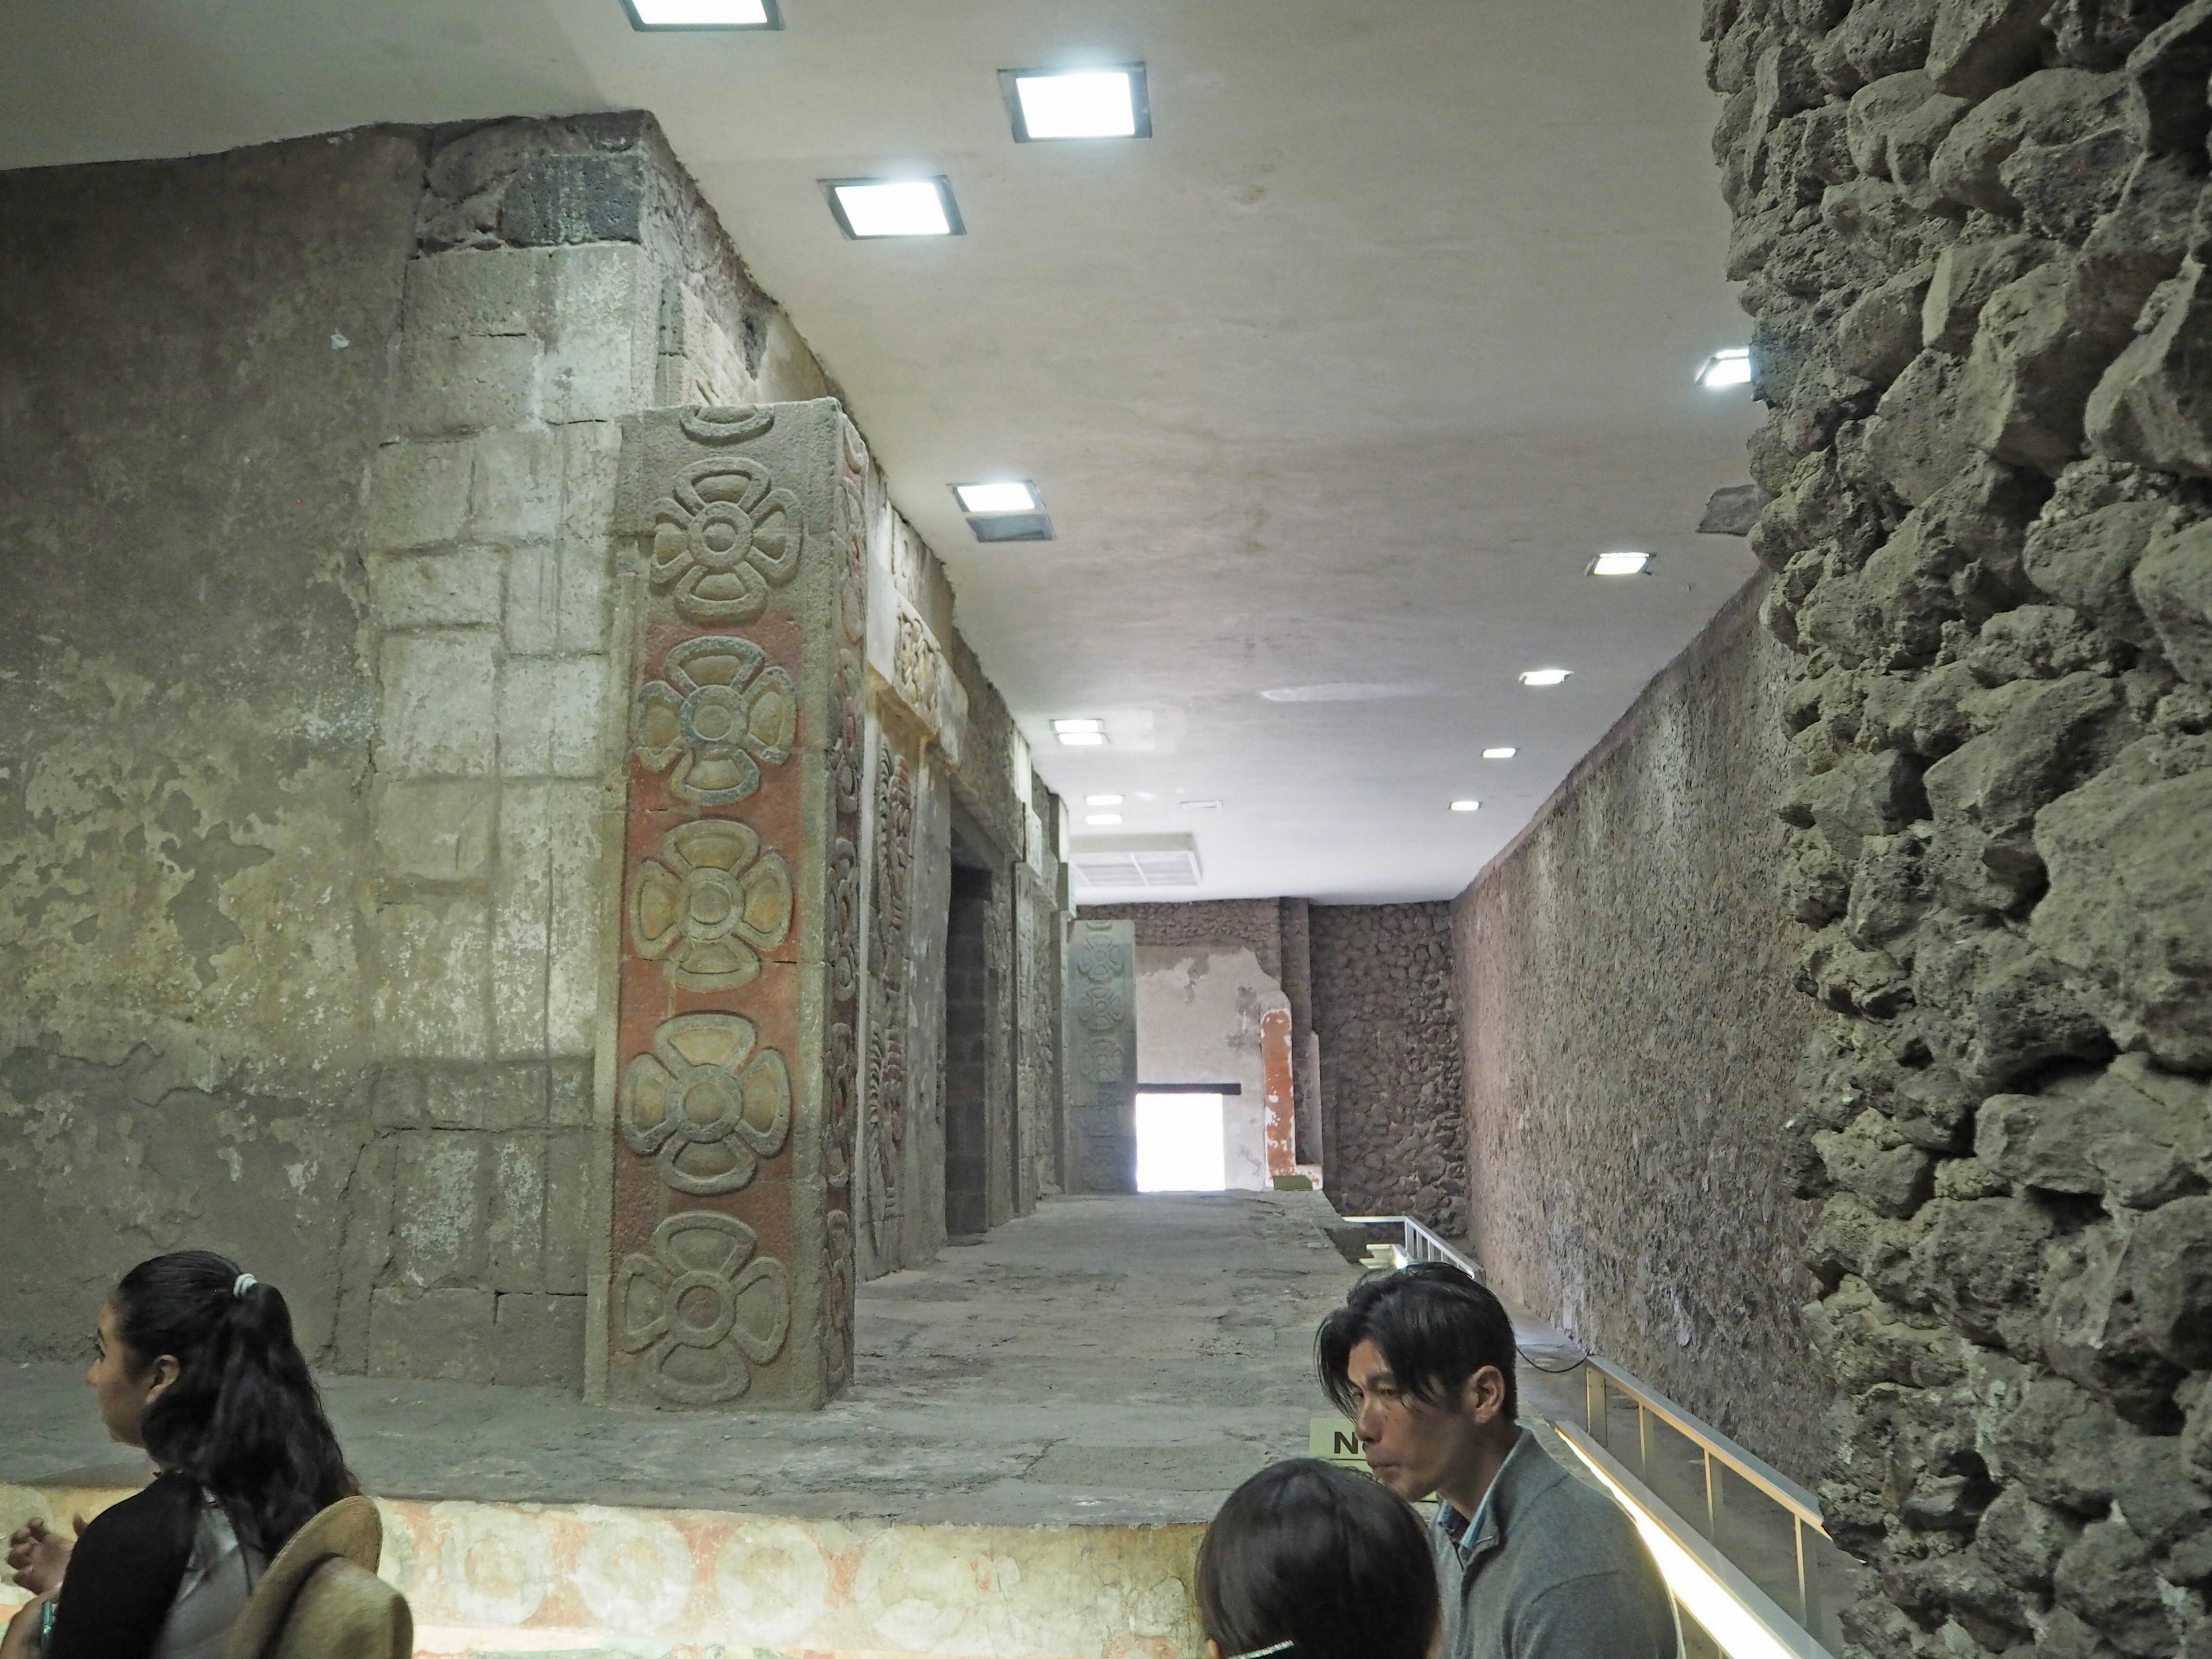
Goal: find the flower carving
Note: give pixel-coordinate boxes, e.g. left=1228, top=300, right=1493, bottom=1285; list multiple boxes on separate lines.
left=680, top=405, right=775, bottom=445
left=621, top=1013, right=791, bottom=1195
left=1072, top=930, right=1126, bottom=983
left=631, top=820, right=793, bottom=991
left=615, top=1211, right=789, bottom=1406
left=648, top=458, right=802, bottom=624
left=635, top=635, right=797, bottom=806
left=1076, top=979, right=1129, bottom=1033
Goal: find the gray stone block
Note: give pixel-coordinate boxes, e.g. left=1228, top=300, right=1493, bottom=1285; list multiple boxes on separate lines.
left=548, top=1060, right=594, bottom=1127
left=362, top=440, right=472, bottom=552
left=392, top=1131, right=488, bottom=1287
left=368, top=547, right=503, bottom=630
left=543, top=1130, right=594, bottom=1294
left=403, top=247, right=548, bottom=339
left=498, top=656, right=608, bottom=778
left=499, top=153, right=646, bottom=247
left=425, top=1062, right=548, bottom=1130
left=368, top=1286, right=496, bottom=1381
left=488, top=1132, right=547, bottom=1289
left=371, top=897, right=493, bottom=1060
left=468, top=428, right=560, bottom=544
left=374, top=780, right=497, bottom=884
left=395, top=335, right=540, bottom=437
left=491, top=1293, right=586, bottom=1388
left=375, top=630, right=499, bottom=779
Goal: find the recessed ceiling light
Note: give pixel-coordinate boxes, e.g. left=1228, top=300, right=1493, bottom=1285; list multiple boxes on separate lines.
left=1183, top=799, right=1222, bottom=810
left=1482, top=747, right=1518, bottom=760
left=823, top=178, right=963, bottom=239
left=1053, top=718, right=1103, bottom=734
left=1086, top=813, right=1124, bottom=826
left=622, top=0, right=778, bottom=26
left=1519, top=668, right=1572, bottom=687
left=1059, top=732, right=1105, bottom=747
left=1590, top=551, right=1653, bottom=577
left=1696, top=347, right=1753, bottom=389
left=955, top=480, right=1040, bottom=514
left=1003, top=66, right=1151, bottom=142
left=1086, top=794, right=1123, bottom=806
left=1450, top=800, right=1482, bottom=813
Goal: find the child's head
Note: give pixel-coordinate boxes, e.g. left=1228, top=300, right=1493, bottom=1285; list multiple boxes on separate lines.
left=1195, top=1458, right=1439, bottom=1659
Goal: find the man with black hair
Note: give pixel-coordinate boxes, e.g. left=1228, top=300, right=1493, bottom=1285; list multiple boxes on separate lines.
left=1316, top=1262, right=1677, bottom=1659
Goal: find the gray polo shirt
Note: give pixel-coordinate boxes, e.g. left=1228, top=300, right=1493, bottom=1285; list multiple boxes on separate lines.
left=1432, top=1426, right=1680, bottom=1659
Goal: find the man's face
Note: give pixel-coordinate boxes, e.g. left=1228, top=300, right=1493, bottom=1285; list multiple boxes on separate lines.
left=1343, top=1337, right=1498, bottom=1503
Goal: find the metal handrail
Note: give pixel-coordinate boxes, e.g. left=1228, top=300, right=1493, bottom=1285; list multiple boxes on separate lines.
left=1587, top=1355, right=1823, bottom=1532
left=1342, top=1214, right=1486, bottom=1280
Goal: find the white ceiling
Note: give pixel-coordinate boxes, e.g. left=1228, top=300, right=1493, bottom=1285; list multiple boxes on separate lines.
left=0, top=0, right=1762, bottom=903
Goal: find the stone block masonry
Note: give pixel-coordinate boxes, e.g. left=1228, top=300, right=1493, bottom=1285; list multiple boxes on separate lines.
left=1711, top=0, right=2212, bottom=1649
left=0, top=113, right=1070, bottom=1398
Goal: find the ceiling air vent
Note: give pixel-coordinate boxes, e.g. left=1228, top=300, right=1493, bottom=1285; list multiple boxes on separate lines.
left=1070, top=833, right=1202, bottom=889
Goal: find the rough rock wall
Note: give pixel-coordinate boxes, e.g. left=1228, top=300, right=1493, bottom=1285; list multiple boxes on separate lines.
left=1079, top=900, right=1287, bottom=979
left=1309, top=904, right=1465, bottom=1235
left=1713, top=0, right=2212, bottom=1649
left=1454, top=581, right=1824, bottom=1476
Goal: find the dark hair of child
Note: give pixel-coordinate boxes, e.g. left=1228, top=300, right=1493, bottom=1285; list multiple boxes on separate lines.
left=113, top=1250, right=357, bottom=1557
left=1194, top=1459, right=1439, bottom=1659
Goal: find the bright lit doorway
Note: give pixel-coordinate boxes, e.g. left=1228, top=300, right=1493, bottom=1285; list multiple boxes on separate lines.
left=1135, top=1092, right=1226, bottom=1192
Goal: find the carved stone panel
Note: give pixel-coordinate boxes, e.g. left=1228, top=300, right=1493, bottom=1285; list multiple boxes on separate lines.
left=608, top=399, right=857, bottom=1410
left=1066, top=919, right=1137, bottom=1194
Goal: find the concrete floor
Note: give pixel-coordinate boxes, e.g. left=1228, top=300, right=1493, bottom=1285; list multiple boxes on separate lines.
left=1, top=1191, right=1375, bottom=1525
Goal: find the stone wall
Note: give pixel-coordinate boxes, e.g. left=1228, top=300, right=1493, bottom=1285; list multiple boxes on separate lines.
left=1711, top=0, right=2212, bottom=1649
left=0, top=116, right=1067, bottom=1393
left=1453, top=579, right=1825, bottom=1476
left=1309, top=904, right=1466, bottom=1236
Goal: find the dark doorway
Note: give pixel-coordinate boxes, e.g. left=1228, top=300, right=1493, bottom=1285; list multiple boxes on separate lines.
left=943, top=859, right=992, bottom=1238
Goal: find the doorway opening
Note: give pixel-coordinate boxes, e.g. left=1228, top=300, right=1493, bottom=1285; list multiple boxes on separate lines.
left=943, top=861, right=992, bottom=1237
left=1135, top=1092, right=1226, bottom=1192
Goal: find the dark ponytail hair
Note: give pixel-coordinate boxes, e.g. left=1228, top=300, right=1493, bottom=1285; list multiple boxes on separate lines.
left=1195, top=1459, right=1438, bottom=1659
left=112, top=1251, right=357, bottom=1558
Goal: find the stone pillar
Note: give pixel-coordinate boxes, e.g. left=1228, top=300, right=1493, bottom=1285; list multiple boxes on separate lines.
left=1066, top=919, right=1138, bottom=1193
left=603, top=400, right=862, bottom=1408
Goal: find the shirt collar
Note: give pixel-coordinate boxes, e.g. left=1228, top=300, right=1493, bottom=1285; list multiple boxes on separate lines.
left=1434, top=1426, right=1531, bottom=1568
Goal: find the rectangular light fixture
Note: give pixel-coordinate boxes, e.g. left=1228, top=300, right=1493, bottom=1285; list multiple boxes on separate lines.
left=1590, top=551, right=1653, bottom=577
left=1054, top=718, right=1103, bottom=734
left=622, top=0, right=779, bottom=28
left=1696, top=347, right=1753, bottom=389
left=955, top=480, right=1040, bottom=514
left=823, top=177, right=963, bottom=239
left=1519, top=668, right=1572, bottom=687
left=969, top=513, right=1054, bottom=543
left=1002, top=65, right=1151, bottom=142
left=1482, top=747, right=1517, bottom=760
left=1450, top=800, right=1481, bottom=813
left=1085, top=794, right=1123, bottom=806
left=1055, top=717, right=1105, bottom=747
left=1086, top=812, right=1124, bottom=826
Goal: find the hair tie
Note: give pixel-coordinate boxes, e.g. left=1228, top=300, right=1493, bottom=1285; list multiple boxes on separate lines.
left=1230, top=1646, right=1294, bottom=1658
left=232, top=1273, right=258, bottom=1298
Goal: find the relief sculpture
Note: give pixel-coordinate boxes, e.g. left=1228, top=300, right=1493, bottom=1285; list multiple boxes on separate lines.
left=613, top=1211, right=790, bottom=1405
left=1066, top=919, right=1137, bottom=1195
left=647, top=457, right=802, bottom=624
left=860, top=747, right=915, bottom=1255
left=634, top=635, right=797, bottom=806
left=630, top=820, right=792, bottom=990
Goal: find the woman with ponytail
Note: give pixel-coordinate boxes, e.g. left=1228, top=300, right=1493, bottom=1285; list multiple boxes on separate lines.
left=3, top=1252, right=357, bottom=1659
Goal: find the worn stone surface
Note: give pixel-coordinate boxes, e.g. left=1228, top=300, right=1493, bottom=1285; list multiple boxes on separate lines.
left=1709, top=0, right=2212, bottom=1643
left=1309, top=904, right=1466, bottom=1238
left=1456, top=579, right=1825, bottom=1479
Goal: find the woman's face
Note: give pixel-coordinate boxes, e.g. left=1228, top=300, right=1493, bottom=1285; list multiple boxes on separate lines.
left=86, top=1302, right=175, bottom=1448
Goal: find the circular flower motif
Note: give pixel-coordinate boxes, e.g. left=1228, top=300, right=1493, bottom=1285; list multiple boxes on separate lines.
left=648, top=457, right=802, bottom=624
left=635, top=635, right=797, bottom=806
left=622, top=1013, right=791, bottom=1195
left=631, top=820, right=793, bottom=991
left=1076, top=980, right=1129, bottom=1033
left=1073, top=929, right=1126, bottom=983
left=614, top=1211, right=790, bottom=1406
